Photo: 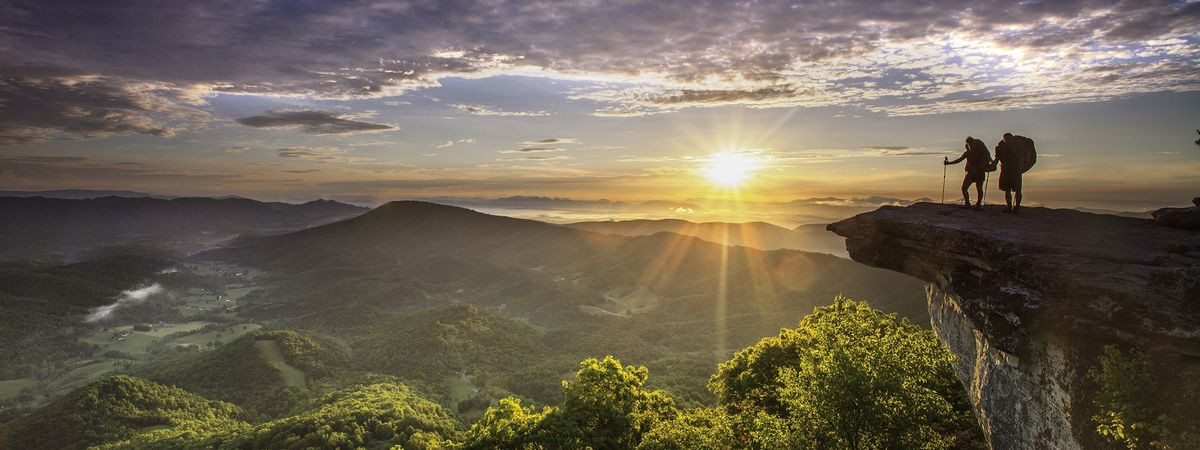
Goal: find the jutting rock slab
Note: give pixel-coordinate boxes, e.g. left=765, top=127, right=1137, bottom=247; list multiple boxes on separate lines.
left=829, top=203, right=1200, bottom=449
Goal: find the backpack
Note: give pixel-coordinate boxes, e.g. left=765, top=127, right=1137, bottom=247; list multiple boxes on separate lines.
left=967, top=138, right=992, bottom=170
left=1012, top=135, right=1036, bottom=173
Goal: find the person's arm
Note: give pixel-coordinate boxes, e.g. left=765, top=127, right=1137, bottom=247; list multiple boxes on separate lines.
left=945, top=151, right=967, bottom=165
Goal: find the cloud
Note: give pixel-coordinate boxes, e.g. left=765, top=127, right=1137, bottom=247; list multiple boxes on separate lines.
left=237, top=109, right=395, bottom=135
left=500, top=146, right=564, bottom=154
left=0, top=65, right=199, bottom=144
left=434, top=138, right=477, bottom=148
left=451, top=104, right=550, bottom=117
left=789, top=196, right=917, bottom=208
left=521, top=138, right=579, bottom=145
left=0, top=0, right=1196, bottom=128
left=223, top=146, right=251, bottom=154
left=0, top=155, right=88, bottom=163
left=0, top=156, right=245, bottom=185
left=499, top=155, right=570, bottom=161
left=870, top=149, right=946, bottom=157
left=85, top=283, right=165, bottom=322
left=275, top=146, right=372, bottom=164
left=282, top=169, right=321, bottom=173
left=647, top=86, right=806, bottom=106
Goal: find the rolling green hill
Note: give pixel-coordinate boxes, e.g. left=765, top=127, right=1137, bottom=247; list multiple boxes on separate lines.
left=96, top=382, right=462, bottom=450
left=136, top=330, right=351, bottom=419
left=0, top=375, right=246, bottom=450
left=2, top=374, right=461, bottom=450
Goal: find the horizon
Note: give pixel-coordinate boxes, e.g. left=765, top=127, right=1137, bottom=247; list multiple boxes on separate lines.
left=1, top=1, right=1198, bottom=213
left=0, top=187, right=1169, bottom=228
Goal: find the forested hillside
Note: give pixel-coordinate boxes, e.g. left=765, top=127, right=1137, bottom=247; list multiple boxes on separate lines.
left=0, top=375, right=246, bottom=450
left=1, top=299, right=986, bottom=449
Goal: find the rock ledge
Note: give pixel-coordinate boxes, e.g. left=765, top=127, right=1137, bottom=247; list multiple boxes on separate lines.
left=829, top=203, right=1199, bottom=448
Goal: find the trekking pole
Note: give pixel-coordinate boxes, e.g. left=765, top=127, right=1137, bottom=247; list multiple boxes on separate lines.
left=982, top=172, right=989, bottom=205
left=941, top=157, right=947, bottom=204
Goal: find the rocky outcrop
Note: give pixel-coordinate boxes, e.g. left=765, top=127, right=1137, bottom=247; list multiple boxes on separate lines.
left=829, top=203, right=1200, bottom=449
left=1152, top=197, right=1200, bottom=230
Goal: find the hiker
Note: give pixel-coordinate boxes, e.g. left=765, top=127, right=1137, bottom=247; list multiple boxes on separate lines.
left=991, top=132, right=1037, bottom=214
left=944, top=136, right=992, bottom=209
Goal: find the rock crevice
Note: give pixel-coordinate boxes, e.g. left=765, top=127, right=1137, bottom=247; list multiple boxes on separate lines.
left=829, top=203, right=1200, bottom=449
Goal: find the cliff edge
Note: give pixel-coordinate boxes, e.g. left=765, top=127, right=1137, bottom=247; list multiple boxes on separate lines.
left=829, top=203, right=1200, bottom=449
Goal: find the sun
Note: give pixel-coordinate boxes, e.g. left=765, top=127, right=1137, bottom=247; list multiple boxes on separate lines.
left=703, top=152, right=761, bottom=188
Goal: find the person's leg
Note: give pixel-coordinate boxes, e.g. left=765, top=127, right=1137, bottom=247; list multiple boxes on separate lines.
left=1004, top=190, right=1013, bottom=211
left=960, top=176, right=972, bottom=207
left=1014, top=189, right=1022, bottom=213
left=973, top=181, right=984, bottom=208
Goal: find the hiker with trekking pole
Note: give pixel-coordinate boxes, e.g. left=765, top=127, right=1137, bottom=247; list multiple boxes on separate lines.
left=943, top=136, right=994, bottom=209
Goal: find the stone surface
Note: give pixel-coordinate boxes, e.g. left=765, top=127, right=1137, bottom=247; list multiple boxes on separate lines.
left=829, top=203, right=1200, bottom=449
left=1152, top=203, right=1200, bottom=230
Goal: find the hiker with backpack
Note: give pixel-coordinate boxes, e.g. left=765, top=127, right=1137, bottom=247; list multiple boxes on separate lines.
left=991, top=132, right=1037, bottom=214
left=944, top=136, right=993, bottom=209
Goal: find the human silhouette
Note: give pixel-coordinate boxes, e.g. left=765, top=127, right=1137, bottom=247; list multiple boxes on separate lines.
left=992, top=132, right=1035, bottom=214
left=944, top=136, right=991, bottom=209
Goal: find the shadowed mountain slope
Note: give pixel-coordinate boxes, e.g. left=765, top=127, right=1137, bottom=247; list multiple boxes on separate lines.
left=0, top=196, right=368, bottom=261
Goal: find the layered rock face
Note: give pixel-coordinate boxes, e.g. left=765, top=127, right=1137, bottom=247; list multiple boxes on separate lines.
left=829, top=203, right=1200, bottom=449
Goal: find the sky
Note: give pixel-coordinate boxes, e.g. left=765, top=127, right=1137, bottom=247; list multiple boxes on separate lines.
left=1, top=0, right=1198, bottom=219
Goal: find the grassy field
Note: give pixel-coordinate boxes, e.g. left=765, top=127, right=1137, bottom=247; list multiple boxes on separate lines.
left=224, top=286, right=257, bottom=301
left=447, top=376, right=477, bottom=405
left=46, top=360, right=125, bottom=396
left=172, top=323, right=260, bottom=348
left=0, top=378, right=38, bottom=402
left=254, top=340, right=307, bottom=388
left=446, top=375, right=486, bottom=419
left=578, top=305, right=628, bottom=317
left=81, top=321, right=217, bottom=355
left=581, top=286, right=663, bottom=317
left=81, top=330, right=159, bottom=355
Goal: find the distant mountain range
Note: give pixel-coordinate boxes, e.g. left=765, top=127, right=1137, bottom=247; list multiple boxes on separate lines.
left=0, top=189, right=170, bottom=199
left=566, top=219, right=848, bottom=257
left=0, top=196, right=368, bottom=261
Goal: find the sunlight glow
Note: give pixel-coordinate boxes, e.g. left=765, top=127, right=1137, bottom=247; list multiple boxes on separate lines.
left=702, top=152, right=763, bottom=188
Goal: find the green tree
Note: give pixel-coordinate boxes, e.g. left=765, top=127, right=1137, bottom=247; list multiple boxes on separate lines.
left=462, top=397, right=560, bottom=449
left=637, top=407, right=738, bottom=450
left=709, top=297, right=981, bottom=449
left=1088, top=345, right=1200, bottom=449
left=464, top=356, right=677, bottom=449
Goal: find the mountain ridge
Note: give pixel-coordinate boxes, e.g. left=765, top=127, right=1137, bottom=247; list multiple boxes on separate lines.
left=0, top=196, right=369, bottom=261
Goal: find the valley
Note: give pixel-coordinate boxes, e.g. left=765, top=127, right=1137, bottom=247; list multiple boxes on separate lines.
left=0, top=199, right=957, bottom=448
left=0, top=260, right=265, bottom=409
